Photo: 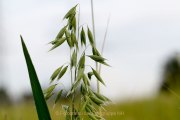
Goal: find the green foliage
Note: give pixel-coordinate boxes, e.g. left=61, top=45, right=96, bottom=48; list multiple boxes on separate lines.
left=21, top=36, right=51, bottom=120
left=47, top=4, right=110, bottom=120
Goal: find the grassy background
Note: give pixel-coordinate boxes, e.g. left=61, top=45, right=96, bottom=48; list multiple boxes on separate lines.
left=1, top=94, right=180, bottom=120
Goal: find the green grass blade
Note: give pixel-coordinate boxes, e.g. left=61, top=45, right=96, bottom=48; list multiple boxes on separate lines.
left=20, top=35, right=52, bottom=120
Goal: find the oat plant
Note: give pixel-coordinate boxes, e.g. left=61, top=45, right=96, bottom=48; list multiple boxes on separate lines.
left=21, top=3, right=110, bottom=120
left=45, top=4, right=110, bottom=120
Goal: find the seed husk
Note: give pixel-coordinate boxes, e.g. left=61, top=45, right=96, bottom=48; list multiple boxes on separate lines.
left=63, top=5, right=77, bottom=19
left=56, top=25, right=67, bottom=39
left=78, top=53, right=85, bottom=69
left=80, top=27, right=86, bottom=46
left=71, top=16, right=76, bottom=31
left=93, top=92, right=110, bottom=102
left=44, top=84, right=57, bottom=95
left=91, top=68, right=105, bottom=85
left=65, top=30, right=73, bottom=48
left=71, top=32, right=78, bottom=49
left=44, top=92, right=54, bottom=100
left=71, top=50, right=77, bottom=67
left=49, top=37, right=66, bottom=51
left=87, top=27, right=94, bottom=46
left=50, top=66, right=63, bottom=83
left=58, top=66, right=68, bottom=80
left=83, top=74, right=90, bottom=86
left=90, top=95, right=104, bottom=105
left=55, top=90, right=63, bottom=104
left=87, top=55, right=106, bottom=62
left=92, top=46, right=101, bottom=56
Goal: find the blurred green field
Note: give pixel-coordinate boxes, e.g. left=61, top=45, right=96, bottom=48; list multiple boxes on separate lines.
left=0, top=93, right=180, bottom=120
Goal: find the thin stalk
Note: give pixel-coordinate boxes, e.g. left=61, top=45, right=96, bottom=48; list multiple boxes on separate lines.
left=77, top=5, right=80, bottom=41
left=71, top=7, right=80, bottom=118
left=70, top=49, right=74, bottom=120
left=90, top=0, right=100, bottom=94
left=72, top=56, right=77, bottom=117
left=99, top=15, right=110, bottom=74
left=90, top=0, right=96, bottom=44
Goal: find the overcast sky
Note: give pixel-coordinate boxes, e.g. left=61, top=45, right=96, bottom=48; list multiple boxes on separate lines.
left=1, top=0, right=180, bottom=101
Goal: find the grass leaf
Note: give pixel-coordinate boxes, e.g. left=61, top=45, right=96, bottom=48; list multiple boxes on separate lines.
left=20, top=35, right=51, bottom=120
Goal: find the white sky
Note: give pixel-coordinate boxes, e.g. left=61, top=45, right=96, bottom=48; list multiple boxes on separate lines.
left=1, top=0, right=180, bottom=101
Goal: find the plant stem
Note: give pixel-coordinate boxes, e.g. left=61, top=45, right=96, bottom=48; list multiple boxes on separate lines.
left=90, top=0, right=100, bottom=94
left=99, top=15, right=110, bottom=74
left=77, top=5, right=80, bottom=41
left=70, top=49, right=74, bottom=120
left=90, top=0, right=96, bottom=44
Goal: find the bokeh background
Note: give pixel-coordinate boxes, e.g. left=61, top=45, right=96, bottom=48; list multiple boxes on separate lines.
left=1, top=0, right=180, bottom=119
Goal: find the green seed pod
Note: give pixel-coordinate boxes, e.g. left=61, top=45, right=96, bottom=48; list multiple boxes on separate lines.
left=76, top=68, right=84, bottom=81
left=87, top=27, right=94, bottom=46
left=71, top=16, right=76, bottom=31
left=71, top=50, right=77, bottom=67
left=71, top=32, right=78, bottom=49
left=68, top=13, right=76, bottom=30
left=65, top=30, right=73, bottom=48
left=55, top=90, right=63, bottom=104
left=91, top=68, right=105, bottom=85
left=50, top=66, right=63, bottom=83
left=89, top=89, right=94, bottom=96
left=86, top=104, right=96, bottom=112
left=99, top=61, right=111, bottom=67
left=87, top=113, right=98, bottom=120
left=80, top=98, right=89, bottom=111
left=58, top=66, right=68, bottom=80
left=56, top=25, right=67, bottom=39
left=44, top=92, right=54, bottom=100
left=49, top=39, right=57, bottom=45
left=90, top=95, right=104, bottom=106
left=71, top=80, right=81, bottom=93
left=80, top=27, right=86, bottom=46
left=93, top=92, right=110, bottom=102
left=63, top=5, right=77, bottom=19
left=87, top=55, right=106, bottom=62
left=49, top=37, right=66, bottom=51
left=83, top=74, right=90, bottom=86
left=44, top=84, right=57, bottom=95
left=85, top=106, right=92, bottom=113
left=92, top=46, right=101, bottom=56
left=78, top=53, right=85, bottom=69
left=80, top=84, right=86, bottom=95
